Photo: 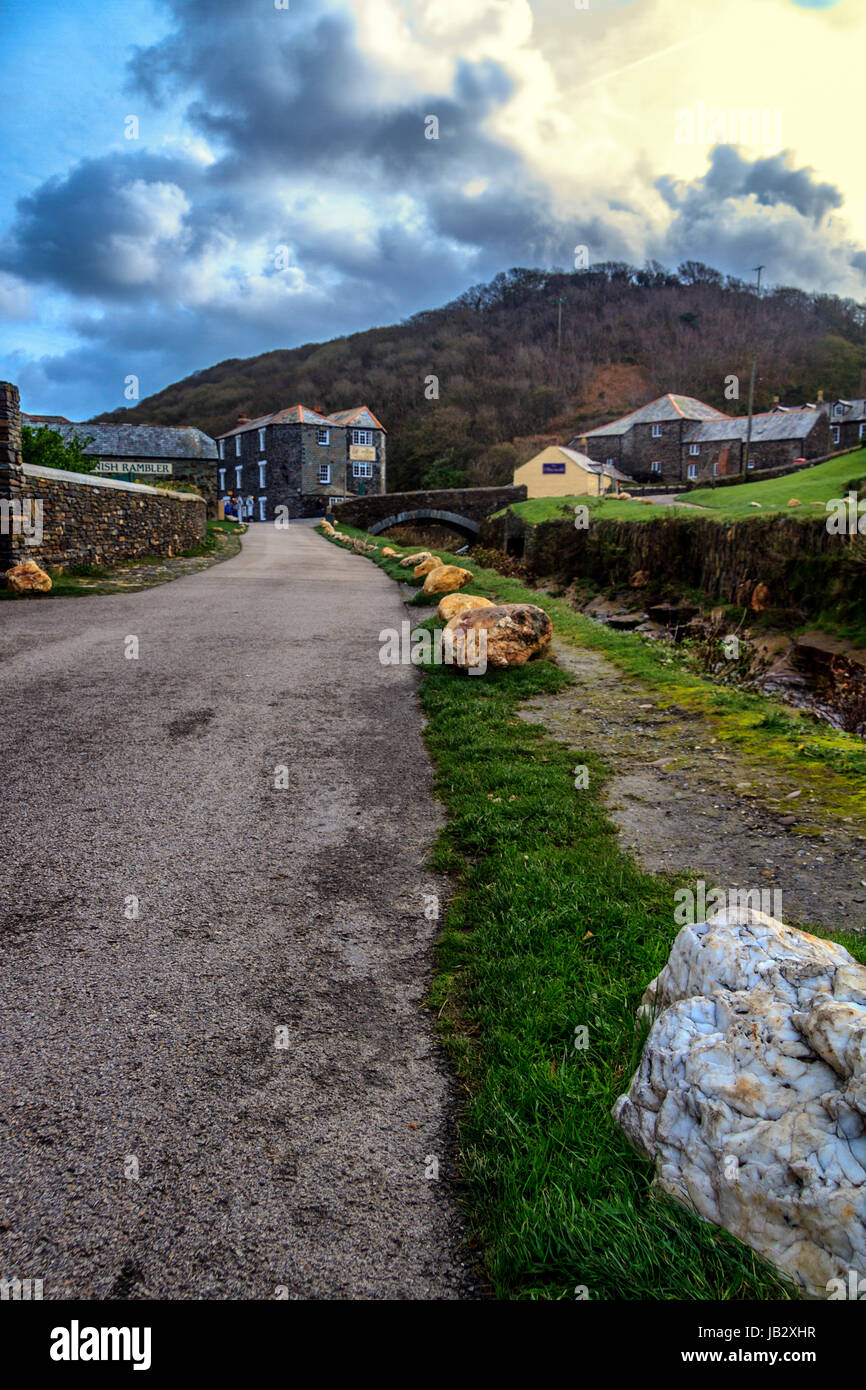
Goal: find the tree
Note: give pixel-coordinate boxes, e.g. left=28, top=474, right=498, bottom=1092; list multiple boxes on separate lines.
left=21, top=426, right=97, bottom=474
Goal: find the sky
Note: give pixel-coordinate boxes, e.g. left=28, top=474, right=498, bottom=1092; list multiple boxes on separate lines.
left=0, top=0, right=863, bottom=419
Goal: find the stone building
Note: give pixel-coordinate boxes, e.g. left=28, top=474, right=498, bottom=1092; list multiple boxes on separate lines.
left=574, top=394, right=730, bottom=484
left=827, top=398, right=866, bottom=451
left=22, top=415, right=220, bottom=515
left=575, top=393, right=831, bottom=484
left=215, top=404, right=386, bottom=521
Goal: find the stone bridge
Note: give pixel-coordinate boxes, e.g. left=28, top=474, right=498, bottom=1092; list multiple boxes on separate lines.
left=331, top=484, right=527, bottom=538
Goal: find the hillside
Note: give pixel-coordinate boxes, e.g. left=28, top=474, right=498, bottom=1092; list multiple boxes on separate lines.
left=93, top=263, right=866, bottom=493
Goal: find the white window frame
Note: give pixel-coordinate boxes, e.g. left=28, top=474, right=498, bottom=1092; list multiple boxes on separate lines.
left=258, top=461, right=267, bottom=488
left=258, top=496, right=267, bottom=522
left=605, top=457, right=614, bottom=468
left=860, top=424, right=866, bottom=439
left=712, top=462, right=720, bottom=477
left=235, top=434, right=241, bottom=457
left=318, top=462, right=330, bottom=484
left=352, top=460, right=373, bottom=479
left=352, top=428, right=374, bottom=447
left=235, top=464, right=243, bottom=488
left=218, top=439, right=225, bottom=460
left=316, top=428, right=330, bottom=446
left=689, top=443, right=700, bottom=456
left=687, top=463, right=697, bottom=480
left=651, top=424, right=662, bottom=438
left=650, top=460, right=661, bottom=474
left=747, top=458, right=756, bottom=470
left=834, top=403, right=845, bottom=416
left=832, top=426, right=841, bottom=444
left=258, top=428, right=266, bottom=452
left=218, top=468, right=226, bottom=490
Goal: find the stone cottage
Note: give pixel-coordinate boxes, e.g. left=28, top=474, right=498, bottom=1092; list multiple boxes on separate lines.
left=574, top=394, right=731, bottom=484
left=215, top=404, right=386, bottom=521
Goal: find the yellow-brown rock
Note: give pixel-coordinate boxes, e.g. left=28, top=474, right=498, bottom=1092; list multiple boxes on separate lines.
left=421, top=564, right=473, bottom=596
left=413, top=555, right=442, bottom=579
left=437, top=593, right=494, bottom=623
left=399, top=551, right=431, bottom=568
left=5, top=561, right=52, bottom=594
left=444, top=603, right=552, bottom=669
left=382, top=547, right=398, bottom=557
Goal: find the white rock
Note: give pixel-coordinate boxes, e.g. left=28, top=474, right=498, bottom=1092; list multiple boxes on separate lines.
left=613, top=909, right=866, bottom=1297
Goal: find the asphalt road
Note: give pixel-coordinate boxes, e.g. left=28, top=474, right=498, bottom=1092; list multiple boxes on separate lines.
left=0, top=524, right=470, bottom=1299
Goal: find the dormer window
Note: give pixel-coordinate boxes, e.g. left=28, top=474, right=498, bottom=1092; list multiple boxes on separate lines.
left=834, top=404, right=845, bottom=416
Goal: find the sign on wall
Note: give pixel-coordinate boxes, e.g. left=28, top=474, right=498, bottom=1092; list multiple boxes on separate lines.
left=542, top=462, right=566, bottom=474
left=95, top=460, right=173, bottom=475
left=349, top=445, right=376, bottom=462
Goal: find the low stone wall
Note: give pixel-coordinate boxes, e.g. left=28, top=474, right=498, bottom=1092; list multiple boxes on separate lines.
left=333, top=484, right=527, bottom=534
left=482, top=507, right=866, bottom=618
left=10, top=464, right=206, bottom=570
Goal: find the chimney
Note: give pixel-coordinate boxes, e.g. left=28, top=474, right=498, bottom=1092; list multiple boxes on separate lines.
left=817, top=390, right=824, bottom=403
left=773, top=395, right=779, bottom=405
left=236, top=413, right=249, bottom=426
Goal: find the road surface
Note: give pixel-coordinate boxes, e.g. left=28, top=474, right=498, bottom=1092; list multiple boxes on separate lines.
left=0, top=524, right=470, bottom=1299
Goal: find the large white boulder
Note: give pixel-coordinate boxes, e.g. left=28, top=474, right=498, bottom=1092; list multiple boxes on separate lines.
left=613, top=910, right=866, bottom=1297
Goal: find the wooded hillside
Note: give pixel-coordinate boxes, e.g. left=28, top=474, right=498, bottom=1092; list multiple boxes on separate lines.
left=94, top=262, right=866, bottom=492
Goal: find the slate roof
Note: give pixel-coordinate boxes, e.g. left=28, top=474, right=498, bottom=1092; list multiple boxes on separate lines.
left=829, top=398, right=866, bottom=421
left=217, top=404, right=386, bottom=439
left=578, top=394, right=729, bottom=439
left=29, top=420, right=219, bottom=460
left=557, top=447, right=631, bottom=481
left=684, top=410, right=826, bottom=443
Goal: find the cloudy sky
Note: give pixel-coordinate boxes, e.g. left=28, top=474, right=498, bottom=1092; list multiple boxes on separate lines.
left=0, top=0, right=862, bottom=418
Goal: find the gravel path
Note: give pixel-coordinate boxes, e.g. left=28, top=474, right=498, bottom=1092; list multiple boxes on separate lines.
left=520, top=640, right=866, bottom=933
left=0, top=524, right=470, bottom=1299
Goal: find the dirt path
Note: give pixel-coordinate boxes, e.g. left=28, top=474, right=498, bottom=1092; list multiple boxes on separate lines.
left=519, top=639, right=866, bottom=932
left=0, top=524, right=471, bottom=1299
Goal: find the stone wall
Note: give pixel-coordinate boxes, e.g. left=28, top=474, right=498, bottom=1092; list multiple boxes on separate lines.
left=333, top=484, right=527, bottom=533
left=481, top=506, right=866, bottom=618
left=1, top=379, right=206, bottom=573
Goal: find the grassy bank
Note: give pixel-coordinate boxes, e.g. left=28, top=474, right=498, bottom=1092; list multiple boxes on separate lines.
left=326, top=524, right=866, bottom=1298
left=502, top=449, right=866, bottom=526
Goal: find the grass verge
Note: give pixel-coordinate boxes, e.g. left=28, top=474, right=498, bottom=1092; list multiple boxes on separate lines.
left=323, top=523, right=866, bottom=1299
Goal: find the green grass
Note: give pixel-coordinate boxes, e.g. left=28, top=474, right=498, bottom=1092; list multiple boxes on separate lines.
left=501, top=450, right=866, bottom=526
left=323, top=522, right=866, bottom=1298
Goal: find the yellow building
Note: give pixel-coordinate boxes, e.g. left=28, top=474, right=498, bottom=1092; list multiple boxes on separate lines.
left=513, top=445, right=630, bottom=498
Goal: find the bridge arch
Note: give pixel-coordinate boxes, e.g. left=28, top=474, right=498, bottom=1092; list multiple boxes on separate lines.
left=368, top=508, right=480, bottom=538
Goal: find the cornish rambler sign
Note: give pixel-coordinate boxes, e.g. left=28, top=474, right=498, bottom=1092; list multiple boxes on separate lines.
left=95, top=460, right=173, bottom=475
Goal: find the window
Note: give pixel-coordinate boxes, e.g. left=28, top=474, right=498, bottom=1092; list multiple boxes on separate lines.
left=258, top=428, right=266, bottom=452
left=712, top=462, right=719, bottom=477
left=832, top=426, right=841, bottom=444
left=353, top=460, right=373, bottom=478
left=651, top=424, right=662, bottom=438
left=318, top=462, right=330, bottom=484
left=747, top=458, right=755, bottom=470
left=316, top=428, right=330, bottom=446
left=687, top=463, right=697, bottom=480
left=352, top=428, right=374, bottom=447
left=834, top=404, right=845, bottom=416
left=235, top=434, right=241, bottom=457
left=860, top=424, right=865, bottom=439
left=258, top=461, right=267, bottom=488
left=235, top=465, right=243, bottom=488
left=258, top=497, right=267, bottom=522
left=650, top=460, right=661, bottom=474
left=218, top=439, right=224, bottom=460
left=606, top=457, right=614, bottom=468
left=689, top=444, right=700, bottom=456
left=218, top=468, right=226, bottom=490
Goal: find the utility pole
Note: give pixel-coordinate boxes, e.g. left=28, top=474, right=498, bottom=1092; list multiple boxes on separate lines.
left=743, top=265, right=765, bottom=475
left=551, top=296, right=566, bottom=351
